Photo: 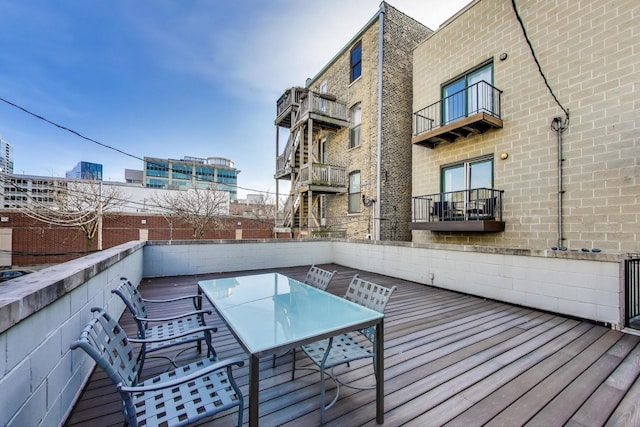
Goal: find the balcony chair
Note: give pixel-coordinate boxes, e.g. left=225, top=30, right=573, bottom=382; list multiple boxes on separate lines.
left=272, top=265, right=338, bottom=368
left=291, top=274, right=396, bottom=423
left=303, top=264, right=337, bottom=291
left=71, top=307, right=244, bottom=427
left=113, top=277, right=217, bottom=375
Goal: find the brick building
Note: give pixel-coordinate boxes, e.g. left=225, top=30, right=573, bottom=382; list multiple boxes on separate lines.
left=0, top=212, right=273, bottom=267
left=274, top=2, right=432, bottom=241
left=410, top=0, right=639, bottom=253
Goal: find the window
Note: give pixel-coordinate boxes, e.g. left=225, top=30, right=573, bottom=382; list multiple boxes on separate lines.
left=350, top=41, right=362, bottom=82
left=349, top=103, right=361, bottom=148
left=348, top=171, right=361, bottom=213
left=441, top=157, right=493, bottom=215
left=442, top=157, right=493, bottom=194
left=442, top=62, right=493, bottom=124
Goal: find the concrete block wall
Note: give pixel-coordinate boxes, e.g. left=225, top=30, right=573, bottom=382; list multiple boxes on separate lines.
left=411, top=0, right=640, bottom=252
left=0, top=241, right=144, bottom=426
left=142, top=239, right=334, bottom=277
left=333, top=240, right=624, bottom=327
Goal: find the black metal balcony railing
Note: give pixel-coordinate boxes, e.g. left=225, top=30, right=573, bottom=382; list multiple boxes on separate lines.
left=412, top=188, right=504, bottom=222
left=413, top=80, right=503, bottom=137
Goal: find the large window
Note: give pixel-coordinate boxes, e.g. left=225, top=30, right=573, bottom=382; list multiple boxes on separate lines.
left=442, top=62, right=493, bottom=124
left=442, top=157, right=493, bottom=194
left=348, top=171, right=361, bottom=213
left=350, top=41, right=362, bottom=82
left=349, top=103, right=361, bottom=148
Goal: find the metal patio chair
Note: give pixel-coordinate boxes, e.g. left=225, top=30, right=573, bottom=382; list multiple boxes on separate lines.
left=292, top=274, right=396, bottom=423
left=303, top=264, right=337, bottom=291
left=113, top=277, right=217, bottom=374
left=71, top=307, right=244, bottom=427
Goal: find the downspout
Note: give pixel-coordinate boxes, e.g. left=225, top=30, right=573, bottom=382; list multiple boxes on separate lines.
left=375, top=3, right=385, bottom=241
left=551, top=115, right=568, bottom=249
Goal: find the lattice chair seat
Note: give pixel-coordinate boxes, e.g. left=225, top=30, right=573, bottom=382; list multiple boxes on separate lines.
left=71, top=307, right=244, bottom=427
left=113, top=277, right=218, bottom=375
left=292, top=274, right=396, bottom=423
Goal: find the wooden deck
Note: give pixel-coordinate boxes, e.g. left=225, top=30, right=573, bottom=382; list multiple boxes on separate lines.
left=65, top=264, right=640, bottom=426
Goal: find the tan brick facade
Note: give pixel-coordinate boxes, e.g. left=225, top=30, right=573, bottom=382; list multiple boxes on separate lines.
left=281, top=3, right=431, bottom=241
left=411, top=0, right=639, bottom=253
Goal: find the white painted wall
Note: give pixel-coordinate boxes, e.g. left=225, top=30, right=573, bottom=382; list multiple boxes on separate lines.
left=142, top=239, right=334, bottom=277
left=0, top=241, right=144, bottom=426
left=332, top=241, right=623, bottom=327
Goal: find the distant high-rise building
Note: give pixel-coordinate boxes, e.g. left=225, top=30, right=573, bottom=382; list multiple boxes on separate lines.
left=143, top=156, right=240, bottom=199
left=65, top=161, right=103, bottom=180
left=0, top=135, right=14, bottom=174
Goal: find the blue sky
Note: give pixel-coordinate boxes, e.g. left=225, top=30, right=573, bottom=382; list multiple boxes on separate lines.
left=0, top=0, right=470, bottom=198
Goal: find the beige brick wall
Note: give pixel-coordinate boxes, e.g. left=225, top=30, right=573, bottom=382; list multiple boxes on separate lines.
left=411, top=0, right=640, bottom=253
left=308, top=3, right=431, bottom=241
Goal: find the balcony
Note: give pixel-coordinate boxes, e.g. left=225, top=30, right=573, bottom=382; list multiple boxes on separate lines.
left=412, top=81, right=503, bottom=148
left=299, top=163, right=347, bottom=193
left=410, top=188, right=505, bottom=232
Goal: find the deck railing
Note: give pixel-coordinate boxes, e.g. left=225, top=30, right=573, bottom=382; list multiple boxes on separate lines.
left=412, top=188, right=503, bottom=222
left=276, top=87, right=306, bottom=118
left=413, top=80, right=503, bottom=137
left=297, top=92, right=348, bottom=124
left=300, top=163, right=347, bottom=187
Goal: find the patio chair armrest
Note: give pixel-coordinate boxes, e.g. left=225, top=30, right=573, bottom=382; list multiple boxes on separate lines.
left=137, top=309, right=212, bottom=323
left=128, top=325, right=218, bottom=343
left=141, top=293, right=201, bottom=305
left=117, top=356, right=245, bottom=393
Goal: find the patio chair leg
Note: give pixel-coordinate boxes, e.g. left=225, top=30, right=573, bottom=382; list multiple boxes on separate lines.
left=291, top=348, right=297, bottom=381
left=205, top=329, right=217, bottom=360
left=320, top=367, right=326, bottom=424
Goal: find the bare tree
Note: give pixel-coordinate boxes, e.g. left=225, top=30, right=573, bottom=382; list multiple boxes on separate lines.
left=151, top=185, right=230, bottom=239
left=16, top=179, right=125, bottom=250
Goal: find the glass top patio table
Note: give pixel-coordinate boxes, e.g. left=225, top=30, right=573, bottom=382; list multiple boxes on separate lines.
left=198, top=272, right=383, bottom=355
left=198, top=272, right=385, bottom=426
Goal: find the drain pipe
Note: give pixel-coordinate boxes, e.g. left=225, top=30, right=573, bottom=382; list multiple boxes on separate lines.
left=551, top=115, right=568, bottom=249
left=375, top=3, right=385, bottom=241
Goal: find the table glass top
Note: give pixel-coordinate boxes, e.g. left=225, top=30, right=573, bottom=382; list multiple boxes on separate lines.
left=198, top=273, right=382, bottom=354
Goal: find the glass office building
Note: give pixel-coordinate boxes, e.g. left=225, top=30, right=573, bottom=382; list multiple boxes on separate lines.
left=143, top=156, right=239, bottom=199
left=65, top=161, right=103, bottom=180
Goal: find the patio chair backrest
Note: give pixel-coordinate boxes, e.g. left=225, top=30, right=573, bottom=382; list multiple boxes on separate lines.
left=304, top=265, right=337, bottom=291
left=344, top=274, right=396, bottom=313
left=112, top=278, right=149, bottom=338
left=70, top=307, right=140, bottom=390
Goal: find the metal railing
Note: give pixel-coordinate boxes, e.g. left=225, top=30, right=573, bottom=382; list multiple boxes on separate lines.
left=300, top=163, right=347, bottom=187
left=625, top=256, right=640, bottom=327
left=412, top=188, right=503, bottom=222
left=413, top=80, right=503, bottom=137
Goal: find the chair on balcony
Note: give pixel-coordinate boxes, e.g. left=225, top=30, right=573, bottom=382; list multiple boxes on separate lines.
left=432, top=200, right=452, bottom=220
left=291, top=274, right=396, bottom=423
left=112, top=277, right=217, bottom=375
left=303, top=264, right=337, bottom=291
left=71, top=307, right=244, bottom=427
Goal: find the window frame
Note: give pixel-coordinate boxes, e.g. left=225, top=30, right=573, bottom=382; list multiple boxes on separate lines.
left=441, top=61, right=494, bottom=124
left=348, top=170, right=361, bottom=214
left=350, top=41, right=362, bottom=82
left=349, top=102, right=362, bottom=149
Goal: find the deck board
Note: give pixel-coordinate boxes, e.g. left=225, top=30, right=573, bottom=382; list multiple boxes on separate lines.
left=64, top=264, right=640, bottom=426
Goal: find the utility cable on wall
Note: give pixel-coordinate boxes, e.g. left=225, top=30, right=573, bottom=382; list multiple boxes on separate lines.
left=511, top=0, right=569, bottom=123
